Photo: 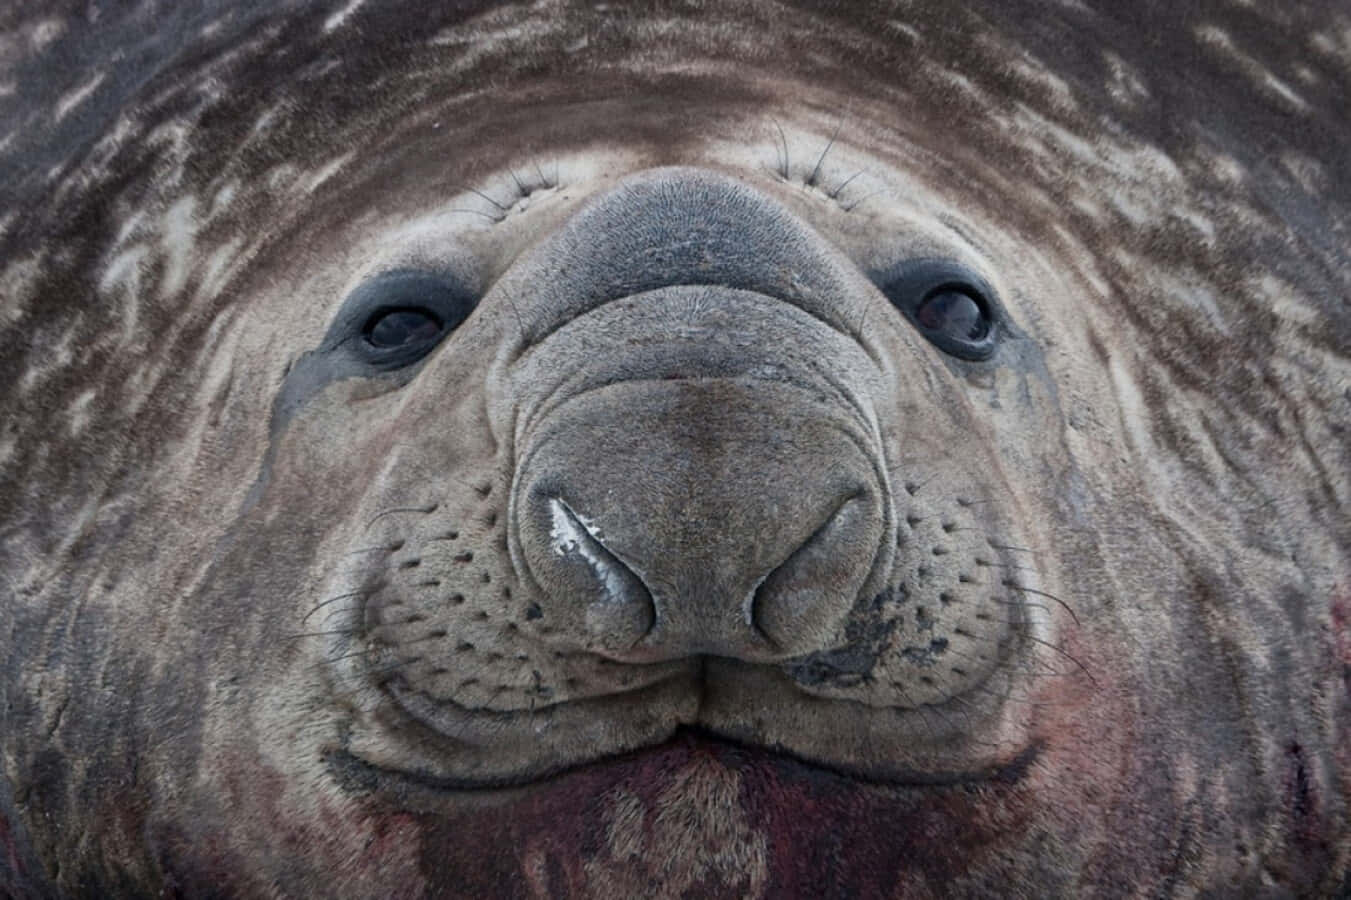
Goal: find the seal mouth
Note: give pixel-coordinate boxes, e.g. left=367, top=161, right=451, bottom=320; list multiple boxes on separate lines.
left=348, top=642, right=1035, bottom=796
left=328, top=723, right=1041, bottom=800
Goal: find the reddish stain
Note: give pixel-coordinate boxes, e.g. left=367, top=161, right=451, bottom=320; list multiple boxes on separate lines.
left=369, top=732, right=1037, bottom=899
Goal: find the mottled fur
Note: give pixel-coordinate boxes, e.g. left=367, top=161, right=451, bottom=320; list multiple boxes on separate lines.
left=1, top=1, right=1348, bottom=897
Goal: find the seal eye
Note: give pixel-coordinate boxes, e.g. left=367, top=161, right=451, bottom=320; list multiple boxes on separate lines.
left=872, top=259, right=1000, bottom=361
left=364, top=308, right=444, bottom=349
left=329, top=270, right=478, bottom=370
left=915, top=289, right=989, bottom=342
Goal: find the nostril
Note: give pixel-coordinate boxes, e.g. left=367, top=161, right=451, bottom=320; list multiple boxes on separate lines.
left=546, top=497, right=656, bottom=654
left=748, top=490, right=876, bottom=653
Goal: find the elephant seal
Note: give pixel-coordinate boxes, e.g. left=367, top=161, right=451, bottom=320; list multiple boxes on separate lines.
left=1, top=1, right=1348, bottom=896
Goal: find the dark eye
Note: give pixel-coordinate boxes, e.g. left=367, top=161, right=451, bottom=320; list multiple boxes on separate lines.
left=873, top=259, right=1000, bottom=361
left=915, top=289, right=988, bottom=341
left=326, top=270, right=477, bottom=370
left=364, top=307, right=444, bottom=348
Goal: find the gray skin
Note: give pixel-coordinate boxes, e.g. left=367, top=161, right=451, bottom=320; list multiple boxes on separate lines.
left=1, top=1, right=1348, bottom=897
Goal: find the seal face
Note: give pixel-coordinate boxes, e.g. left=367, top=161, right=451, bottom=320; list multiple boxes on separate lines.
left=295, top=166, right=1037, bottom=789
left=1, top=2, right=1348, bottom=897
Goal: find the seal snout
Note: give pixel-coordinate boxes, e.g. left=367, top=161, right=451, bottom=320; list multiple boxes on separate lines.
left=514, top=377, right=890, bottom=665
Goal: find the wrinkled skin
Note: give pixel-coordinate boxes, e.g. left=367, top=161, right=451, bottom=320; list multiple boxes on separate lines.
left=1, top=1, right=1349, bottom=897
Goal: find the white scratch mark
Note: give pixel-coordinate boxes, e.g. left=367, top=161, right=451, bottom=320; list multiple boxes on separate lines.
left=1195, top=25, right=1309, bottom=113
left=549, top=499, right=627, bottom=602
left=197, top=238, right=246, bottom=301
left=1107, top=353, right=1154, bottom=461
left=306, top=153, right=353, bottom=193
left=66, top=389, right=97, bottom=436
left=30, top=18, right=65, bottom=51
left=1254, top=275, right=1320, bottom=329
left=98, top=246, right=147, bottom=345
left=323, top=0, right=365, bottom=33
left=1103, top=51, right=1150, bottom=107
left=885, top=21, right=922, bottom=42
left=160, top=196, right=200, bottom=300
left=208, top=180, right=239, bottom=219
left=53, top=72, right=107, bottom=123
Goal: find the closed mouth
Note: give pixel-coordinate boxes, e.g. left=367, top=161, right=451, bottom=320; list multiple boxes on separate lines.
left=327, top=723, right=1041, bottom=799
left=340, top=651, right=1037, bottom=800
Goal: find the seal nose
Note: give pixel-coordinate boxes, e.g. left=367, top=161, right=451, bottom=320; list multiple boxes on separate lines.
left=514, top=378, right=888, bottom=663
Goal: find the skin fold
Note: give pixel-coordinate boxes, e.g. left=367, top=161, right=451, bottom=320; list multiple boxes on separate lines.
left=0, top=2, right=1347, bottom=897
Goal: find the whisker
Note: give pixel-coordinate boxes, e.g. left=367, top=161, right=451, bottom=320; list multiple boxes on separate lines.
left=447, top=207, right=505, bottom=223
left=323, top=646, right=382, bottom=665
left=828, top=170, right=864, bottom=199
left=284, top=628, right=361, bottom=641
left=365, top=504, right=438, bottom=530
left=987, top=541, right=1041, bottom=554
left=988, top=598, right=1052, bottom=618
left=769, top=117, right=790, bottom=179
left=302, top=589, right=372, bottom=624
left=1024, top=636, right=1095, bottom=685
left=806, top=123, right=841, bottom=188
left=759, top=162, right=787, bottom=181
left=1001, top=581, right=1080, bottom=626
left=344, top=542, right=402, bottom=557
left=307, top=604, right=362, bottom=626
left=974, top=557, right=1038, bottom=573
left=842, top=189, right=882, bottom=213
left=458, top=184, right=508, bottom=211
left=969, top=615, right=1042, bottom=629
left=364, top=657, right=424, bottom=679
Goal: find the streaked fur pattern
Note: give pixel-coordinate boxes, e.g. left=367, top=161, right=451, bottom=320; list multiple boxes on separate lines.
left=1, top=2, right=1347, bottom=896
